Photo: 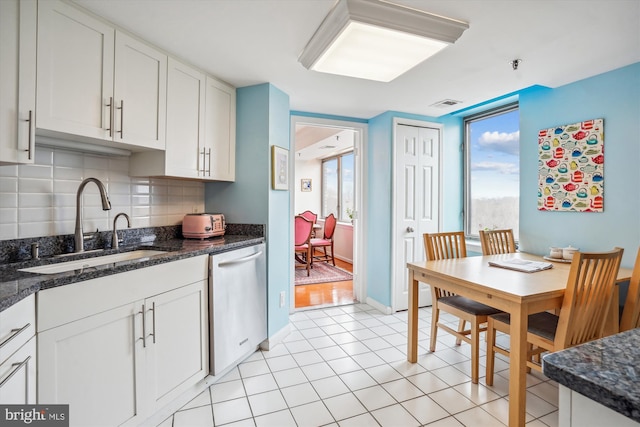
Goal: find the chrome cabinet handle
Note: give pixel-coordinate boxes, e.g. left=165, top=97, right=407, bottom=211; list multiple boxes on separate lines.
left=106, top=97, right=114, bottom=137
left=406, top=227, right=414, bottom=232
left=138, top=304, right=146, bottom=348
left=207, top=148, right=212, bottom=176
left=0, top=355, right=31, bottom=401
left=150, top=302, right=156, bottom=344
left=117, top=100, right=124, bottom=138
left=0, top=323, right=31, bottom=350
left=23, top=110, right=33, bottom=160
left=199, top=149, right=206, bottom=175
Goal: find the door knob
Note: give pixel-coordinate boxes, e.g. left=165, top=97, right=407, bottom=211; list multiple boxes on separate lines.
left=406, top=227, right=414, bottom=232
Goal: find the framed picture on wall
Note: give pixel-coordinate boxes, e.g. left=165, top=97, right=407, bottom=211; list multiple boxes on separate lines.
left=301, top=179, right=312, bottom=192
left=271, top=145, right=289, bottom=190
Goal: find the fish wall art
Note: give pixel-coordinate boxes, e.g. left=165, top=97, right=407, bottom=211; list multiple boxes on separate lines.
left=538, top=118, right=604, bottom=212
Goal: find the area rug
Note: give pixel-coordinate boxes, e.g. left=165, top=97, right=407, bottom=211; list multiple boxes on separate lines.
left=295, top=262, right=353, bottom=286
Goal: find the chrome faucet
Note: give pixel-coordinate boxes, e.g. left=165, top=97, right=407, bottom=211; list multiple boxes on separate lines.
left=112, top=212, right=131, bottom=249
left=75, top=178, right=111, bottom=253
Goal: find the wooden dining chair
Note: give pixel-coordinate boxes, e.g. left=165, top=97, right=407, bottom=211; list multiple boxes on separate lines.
left=479, top=229, right=517, bottom=255
left=294, top=215, right=314, bottom=276
left=310, top=214, right=336, bottom=266
left=424, top=231, right=502, bottom=384
left=485, top=247, right=624, bottom=385
left=620, top=247, right=640, bottom=332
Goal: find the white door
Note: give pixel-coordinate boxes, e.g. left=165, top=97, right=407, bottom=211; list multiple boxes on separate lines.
left=394, top=123, right=440, bottom=311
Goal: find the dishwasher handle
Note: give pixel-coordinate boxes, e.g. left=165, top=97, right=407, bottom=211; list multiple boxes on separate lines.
left=217, top=251, right=263, bottom=267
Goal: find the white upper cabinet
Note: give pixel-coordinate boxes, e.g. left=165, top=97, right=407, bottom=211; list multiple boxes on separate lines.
left=0, top=0, right=37, bottom=165
left=113, top=32, right=167, bottom=150
left=130, top=61, right=236, bottom=181
left=36, top=0, right=166, bottom=151
left=131, top=58, right=204, bottom=178
left=36, top=0, right=115, bottom=141
left=205, top=76, right=236, bottom=181
left=166, top=58, right=205, bottom=178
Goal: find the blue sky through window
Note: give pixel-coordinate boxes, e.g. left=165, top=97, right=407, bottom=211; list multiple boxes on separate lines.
left=469, top=109, right=520, bottom=199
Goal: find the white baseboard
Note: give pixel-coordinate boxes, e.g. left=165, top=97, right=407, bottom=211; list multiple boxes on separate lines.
left=365, top=296, right=393, bottom=314
left=260, top=322, right=291, bottom=351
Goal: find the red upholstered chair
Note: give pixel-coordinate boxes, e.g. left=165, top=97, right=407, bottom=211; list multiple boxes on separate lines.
left=299, top=210, right=318, bottom=237
left=294, top=215, right=314, bottom=276
left=299, top=210, right=318, bottom=225
left=310, top=214, right=336, bottom=266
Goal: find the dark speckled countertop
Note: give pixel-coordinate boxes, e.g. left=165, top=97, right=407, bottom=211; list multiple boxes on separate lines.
left=543, top=328, right=640, bottom=423
left=0, top=224, right=264, bottom=312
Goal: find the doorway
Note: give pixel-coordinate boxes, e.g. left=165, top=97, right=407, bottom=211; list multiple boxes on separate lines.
left=290, top=116, right=366, bottom=311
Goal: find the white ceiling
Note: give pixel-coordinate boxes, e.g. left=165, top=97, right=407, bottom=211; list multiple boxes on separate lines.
left=73, top=0, right=640, bottom=120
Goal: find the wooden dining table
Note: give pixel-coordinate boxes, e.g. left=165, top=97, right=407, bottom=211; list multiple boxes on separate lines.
left=406, top=252, right=633, bottom=427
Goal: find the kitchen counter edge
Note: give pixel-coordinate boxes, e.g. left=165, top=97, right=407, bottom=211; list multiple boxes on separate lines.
left=543, top=328, right=640, bottom=423
left=0, top=235, right=265, bottom=313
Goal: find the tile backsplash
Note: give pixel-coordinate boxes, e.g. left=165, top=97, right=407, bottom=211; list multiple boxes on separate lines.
left=0, top=146, right=204, bottom=241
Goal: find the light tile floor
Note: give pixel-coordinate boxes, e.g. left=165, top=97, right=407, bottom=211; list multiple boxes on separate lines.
left=160, top=303, right=559, bottom=427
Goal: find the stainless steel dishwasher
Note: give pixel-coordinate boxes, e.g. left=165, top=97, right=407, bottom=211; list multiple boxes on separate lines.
left=209, top=243, right=267, bottom=375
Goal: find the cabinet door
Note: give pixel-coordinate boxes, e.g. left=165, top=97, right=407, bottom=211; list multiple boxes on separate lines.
left=114, top=32, right=167, bottom=150
left=38, top=302, right=145, bottom=427
left=0, top=337, right=36, bottom=404
left=144, top=280, right=209, bottom=410
left=0, top=0, right=36, bottom=165
left=165, top=58, right=205, bottom=178
left=36, top=0, right=115, bottom=141
left=204, top=76, right=236, bottom=181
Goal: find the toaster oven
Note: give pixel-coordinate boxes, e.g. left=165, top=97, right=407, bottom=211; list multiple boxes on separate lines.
left=182, top=213, right=226, bottom=239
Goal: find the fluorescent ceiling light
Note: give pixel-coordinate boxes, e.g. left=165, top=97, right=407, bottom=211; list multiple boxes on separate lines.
left=299, top=0, right=469, bottom=82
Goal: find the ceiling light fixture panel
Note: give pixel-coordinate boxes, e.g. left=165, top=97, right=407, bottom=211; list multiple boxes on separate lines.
left=299, top=0, right=469, bottom=82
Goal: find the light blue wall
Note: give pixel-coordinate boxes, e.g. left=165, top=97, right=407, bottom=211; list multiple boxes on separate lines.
left=518, top=63, right=640, bottom=267
left=215, top=63, right=639, bottom=325
left=366, top=112, right=395, bottom=304
left=206, top=85, right=270, bottom=224
left=266, top=85, right=293, bottom=334
left=205, top=83, right=292, bottom=337
left=362, top=63, right=640, bottom=308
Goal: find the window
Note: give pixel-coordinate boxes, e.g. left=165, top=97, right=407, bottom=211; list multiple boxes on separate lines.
left=464, top=104, right=520, bottom=239
left=322, top=151, right=354, bottom=222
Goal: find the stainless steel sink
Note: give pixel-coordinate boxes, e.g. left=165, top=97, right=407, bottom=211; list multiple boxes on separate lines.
left=18, top=250, right=168, bottom=275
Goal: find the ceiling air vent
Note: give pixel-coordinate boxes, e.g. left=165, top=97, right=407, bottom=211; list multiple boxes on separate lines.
left=431, top=99, right=462, bottom=108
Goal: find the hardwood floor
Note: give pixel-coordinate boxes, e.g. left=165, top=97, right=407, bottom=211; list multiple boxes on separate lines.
left=294, top=257, right=355, bottom=309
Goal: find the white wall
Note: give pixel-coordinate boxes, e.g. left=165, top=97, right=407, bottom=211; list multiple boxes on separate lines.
left=294, top=158, right=321, bottom=215
left=316, top=219, right=353, bottom=263
left=0, top=146, right=205, bottom=240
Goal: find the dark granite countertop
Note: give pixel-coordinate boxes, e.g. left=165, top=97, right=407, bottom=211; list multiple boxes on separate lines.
left=0, top=226, right=264, bottom=313
left=543, top=328, right=640, bottom=423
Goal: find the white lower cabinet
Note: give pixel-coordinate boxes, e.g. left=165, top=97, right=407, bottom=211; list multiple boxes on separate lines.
left=37, top=255, right=209, bottom=427
left=38, top=302, right=143, bottom=425
left=0, top=336, right=37, bottom=404
left=0, top=294, right=37, bottom=404
left=144, top=281, right=209, bottom=410
left=559, top=385, right=640, bottom=427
